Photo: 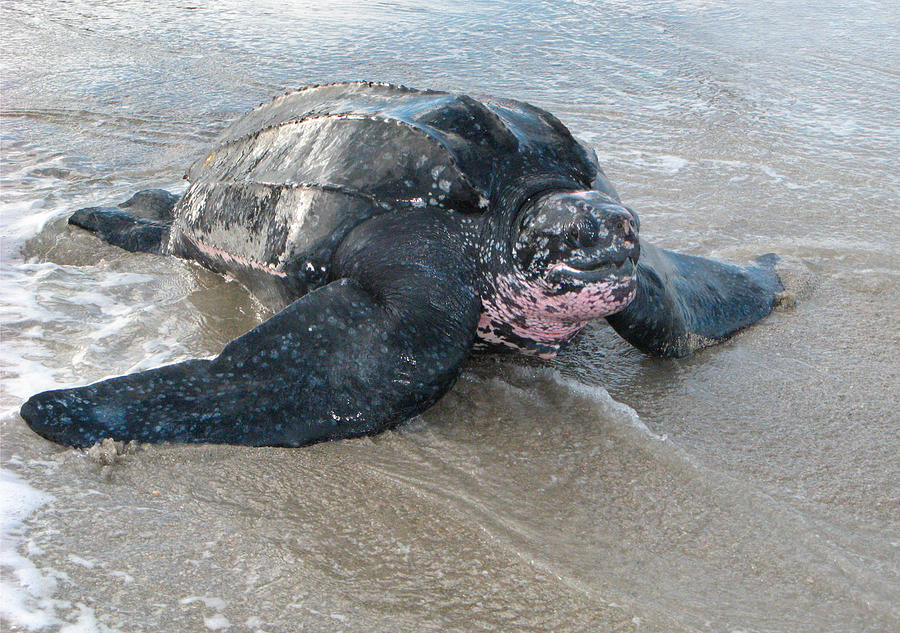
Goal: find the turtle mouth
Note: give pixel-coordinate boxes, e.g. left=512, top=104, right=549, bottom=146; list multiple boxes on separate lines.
left=550, top=256, right=636, bottom=284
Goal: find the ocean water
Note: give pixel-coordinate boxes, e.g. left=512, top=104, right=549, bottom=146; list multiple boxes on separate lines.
left=1, top=1, right=898, bottom=631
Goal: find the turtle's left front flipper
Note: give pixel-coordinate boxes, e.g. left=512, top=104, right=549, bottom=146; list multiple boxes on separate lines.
left=21, top=212, right=481, bottom=447
left=607, top=242, right=783, bottom=358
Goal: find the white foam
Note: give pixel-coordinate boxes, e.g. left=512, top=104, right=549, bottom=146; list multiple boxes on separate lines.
left=203, top=614, right=231, bottom=630
left=109, top=571, right=134, bottom=584
left=0, top=468, right=56, bottom=630
left=0, top=199, right=64, bottom=246
left=181, top=596, right=231, bottom=630
left=0, top=469, right=123, bottom=632
left=57, top=604, right=119, bottom=633
left=66, top=555, right=96, bottom=569
left=655, top=155, right=690, bottom=174
left=180, top=596, right=229, bottom=611
left=633, top=153, right=690, bottom=175
left=0, top=334, right=73, bottom=399
left=0, top=468, right=51, bottom=535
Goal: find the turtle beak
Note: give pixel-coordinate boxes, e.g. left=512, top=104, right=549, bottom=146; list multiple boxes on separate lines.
left=550, top=257, right=636, bottom=284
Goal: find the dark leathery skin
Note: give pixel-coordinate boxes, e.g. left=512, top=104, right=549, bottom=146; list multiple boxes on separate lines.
left=22, top=211, right=481, bottom=447
left=23, top=82, right=786, bottom=447
left=607, top=244, right=784, bottom=357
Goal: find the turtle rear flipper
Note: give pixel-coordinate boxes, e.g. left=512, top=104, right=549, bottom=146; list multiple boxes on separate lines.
left=607, top=242, right=783, bottom=358
left=68, top=189, right=178, bottom=254
left=116, top=189, right=179, bottom=222
left=21, top=211, right=481, bottom=447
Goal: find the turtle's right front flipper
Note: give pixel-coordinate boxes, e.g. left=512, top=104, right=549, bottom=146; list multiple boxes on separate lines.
left=607, top=242, right=783, bottom=358
left=21, top=212, right=481, bottom=447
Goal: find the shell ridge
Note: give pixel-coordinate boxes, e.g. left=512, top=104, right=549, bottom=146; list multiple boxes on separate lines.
left=189, top=113, right=487, bottom=211
left=242, top=81, right=439, bottom=118
left=187, top=178, right=389, bottom=209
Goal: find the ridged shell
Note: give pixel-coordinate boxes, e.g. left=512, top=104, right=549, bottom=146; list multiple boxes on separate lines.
left=170, top=82, right=601, bottom=306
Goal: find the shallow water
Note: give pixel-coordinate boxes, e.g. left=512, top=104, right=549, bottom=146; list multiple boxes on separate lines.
left=1, top=1, right=898, bottom=631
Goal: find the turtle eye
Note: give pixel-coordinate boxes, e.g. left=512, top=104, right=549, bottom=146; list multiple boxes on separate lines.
left=574, top=215, right=600, bottom=248
left=565, top=215, right=599, bottom=250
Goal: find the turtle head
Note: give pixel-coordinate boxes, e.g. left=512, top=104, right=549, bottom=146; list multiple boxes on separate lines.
left=513, top=189, right=640, bottom=303
left=478, top=190, right=640, bottom=357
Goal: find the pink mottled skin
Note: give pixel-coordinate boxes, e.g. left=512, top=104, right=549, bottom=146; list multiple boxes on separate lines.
left=184, top=233, right=289, bottom=278
left=477, top=269, right=637, bottom=358
left=478, top=187, right=641, bottom=357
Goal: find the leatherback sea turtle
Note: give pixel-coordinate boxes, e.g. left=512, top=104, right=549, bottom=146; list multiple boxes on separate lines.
left=20, top=82, right=783, bottom=447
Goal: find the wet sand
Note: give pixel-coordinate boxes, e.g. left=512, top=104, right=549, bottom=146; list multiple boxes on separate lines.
left=2, top=1, right=898, bottom=631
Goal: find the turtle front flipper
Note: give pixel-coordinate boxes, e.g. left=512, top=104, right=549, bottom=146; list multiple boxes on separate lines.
left=68, top=189, right=179, bottom=254
left=21, top=212, right=481, bottom=447
left=606, top=242, right=783, bottom=358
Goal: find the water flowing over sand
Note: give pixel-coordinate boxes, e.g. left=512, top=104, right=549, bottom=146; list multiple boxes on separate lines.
left=2, top=1, right=898, bottom=631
